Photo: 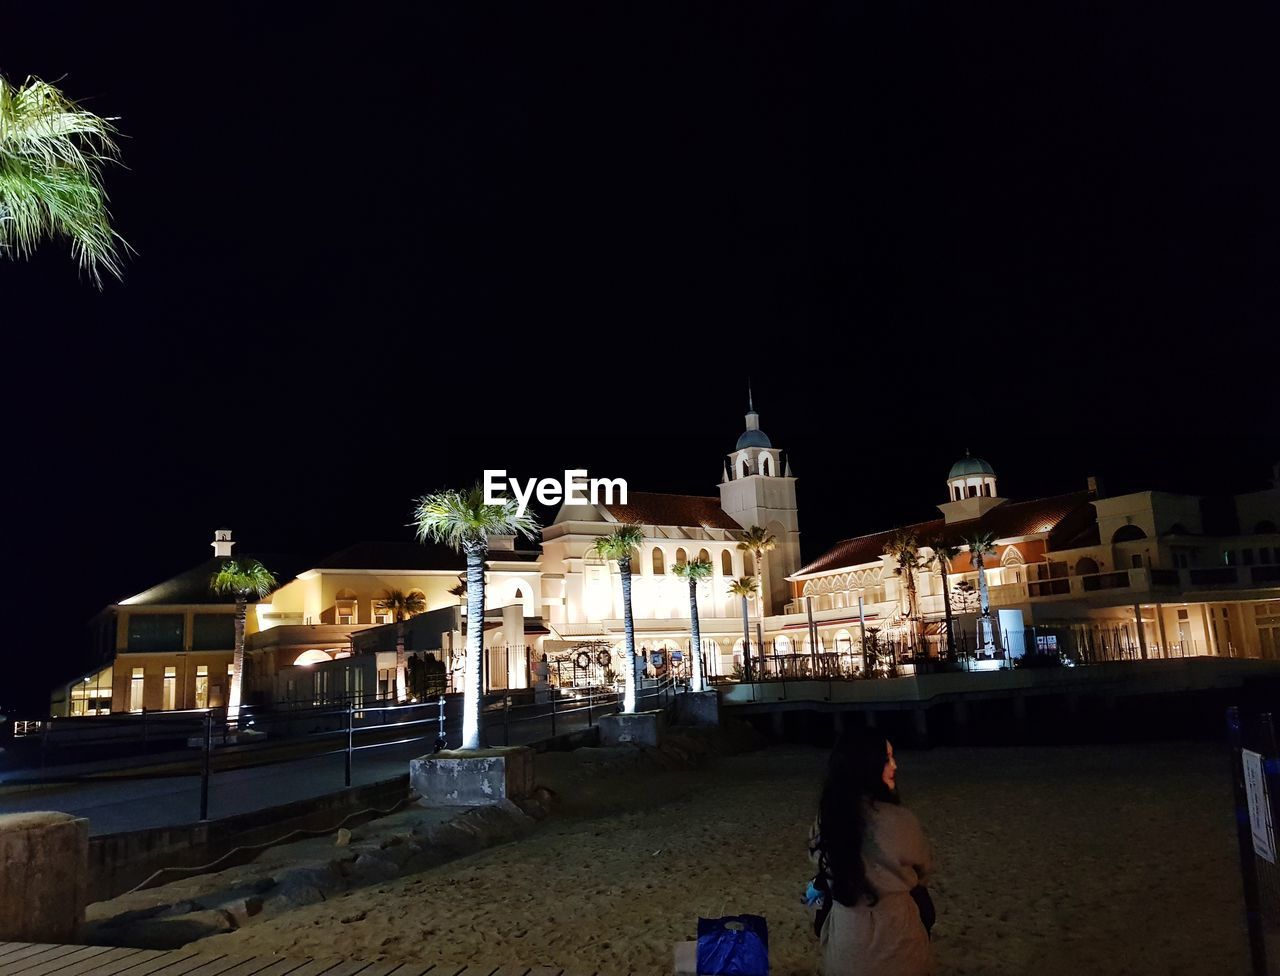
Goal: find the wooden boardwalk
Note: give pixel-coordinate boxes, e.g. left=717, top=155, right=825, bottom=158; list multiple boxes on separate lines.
left=0, top=943, right=597, bottom=976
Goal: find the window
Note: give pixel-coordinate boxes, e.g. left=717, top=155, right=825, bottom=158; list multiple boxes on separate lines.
left=721, top=551, right=733, bottom=575
left=761, top=456, right=771, bottom=476
left=192, top=614, right=234, bottom=650
left=1111, top=525, right=1147, bottom=544
left=1131, top=554, right=1143, bottom=569
left=195, top=665, right=209, bottom=709
left=127, top=614, right=184, bottom=652
left=675, top=548, right=688, bottom=568
left=130, top=667, right=144, bottom=711
left=373, top=613, right=391, bottom=624
left=163, top=667, right=176, bottom=710
left=1224, top=550, right=1237, bottom=566
left=652, top=548, right=665, bottom=574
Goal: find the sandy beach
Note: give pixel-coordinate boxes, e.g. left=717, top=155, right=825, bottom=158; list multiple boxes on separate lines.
left=189, top=740, right=1249, bottom=975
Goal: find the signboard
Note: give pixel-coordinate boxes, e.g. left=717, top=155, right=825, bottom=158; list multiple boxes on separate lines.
left=1242, top=749, right=1276, bottom=864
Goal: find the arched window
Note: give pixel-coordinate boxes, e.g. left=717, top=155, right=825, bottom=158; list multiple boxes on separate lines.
left=1074, top=557, right=1099, bottom=576
left=721, top=550, right=733, bottom=575
left=675, top=548, right=688, bottom=568
left=761, top=455, right=772, bottom=476
left=775, top=634, right=793, bottom=654
left=698, top=548, right=711, bottom=565
left=741, top=459, right=751, bottom=478
left=1111, top=525, right=1147, bottom=544
left=652, top=548, right=666, bottom=574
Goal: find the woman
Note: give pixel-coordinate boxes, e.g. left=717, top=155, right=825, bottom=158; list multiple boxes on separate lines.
left=809, top=731, right=934, bottom=975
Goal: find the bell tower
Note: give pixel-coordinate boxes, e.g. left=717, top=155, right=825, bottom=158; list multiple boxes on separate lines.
left=718, top=391, right=801, bottom=614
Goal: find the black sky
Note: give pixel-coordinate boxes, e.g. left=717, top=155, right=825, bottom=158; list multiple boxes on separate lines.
left=2, top=3, right=1276, bottom=712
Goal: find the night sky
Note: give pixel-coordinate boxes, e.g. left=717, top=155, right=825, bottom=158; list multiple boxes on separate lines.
left=2, top=3, right=1276, bottom=713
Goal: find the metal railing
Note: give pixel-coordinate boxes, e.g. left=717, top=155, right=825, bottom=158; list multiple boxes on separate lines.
left=3, top=677, right=687, bottom=825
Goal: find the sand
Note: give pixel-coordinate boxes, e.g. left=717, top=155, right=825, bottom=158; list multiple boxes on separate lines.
left=193, top=741, right=1250, bottom=975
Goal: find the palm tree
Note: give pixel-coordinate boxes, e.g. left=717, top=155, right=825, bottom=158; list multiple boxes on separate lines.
left=412, top=486, right=540, bottom=750
left=672, top=555, right=714, bottom=691
left=591, top=525, right=646, bottom=713
left=737, top=525, right=777, bottom=652
left=884, top=530, right=925, bottom=653
left=0, top=75, right=129, bottom=286
left=924, top=538, right=961, bottom=660
left=375, top=589, right=427, bottom=703
left=727, top=577, right=759, bottom=680
left=210, top=559, right=278, bottom=723
left=965, top=531, right=998, bottom=650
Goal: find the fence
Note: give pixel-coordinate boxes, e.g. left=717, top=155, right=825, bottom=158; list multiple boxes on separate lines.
left=1227, top=706, right=1280, bottom=975
left=3, top=677, right=682, bottom=826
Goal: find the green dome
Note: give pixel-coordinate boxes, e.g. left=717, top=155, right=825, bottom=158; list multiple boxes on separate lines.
left=948, top=454, right=995, bottom=480
left=736, top=428, right=772, bottom=450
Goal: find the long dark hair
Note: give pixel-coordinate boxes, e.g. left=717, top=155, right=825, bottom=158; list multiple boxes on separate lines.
left=816, top=730, right=898, bottom=906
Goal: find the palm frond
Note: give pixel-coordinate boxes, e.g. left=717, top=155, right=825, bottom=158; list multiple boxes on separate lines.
left=210, top=559, right=278, bottom=599
left=965, top=531, right=997, bottom=557
left=672, top=555, right=714, bottom=580
left=411, top=485, right=541, bottom=554
left=376, top=588, right=428, bottom=619
left=591, top=524, right=645, bottom=562
left=736, top=525, right=777, bottom=555
left=0, top=75, right=128, bottom=287
left=727, top=576, right=758, bottom=598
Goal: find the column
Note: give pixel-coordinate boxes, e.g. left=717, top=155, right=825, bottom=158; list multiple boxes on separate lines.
left=1133, top=605, right=1148, bottom=660
left=1200, top=604, right=1218, bottom=656
left=1155, top=604, right=1169, bottom=659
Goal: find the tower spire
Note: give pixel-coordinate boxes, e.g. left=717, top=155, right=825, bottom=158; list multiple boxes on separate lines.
left=748, top=380, right=754, bottom=414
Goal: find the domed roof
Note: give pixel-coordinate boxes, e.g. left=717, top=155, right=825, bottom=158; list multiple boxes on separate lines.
left=736, top=427, right=772, bottom=450
left=948, top=453, right=995, bottom=480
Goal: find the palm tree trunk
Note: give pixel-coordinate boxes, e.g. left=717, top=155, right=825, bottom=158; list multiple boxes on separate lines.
left=740, top=596, right=752, bottom=681
left=228, top=598, right=246, bottom=725
left=977, top=557, right=991, bottom=615
left=976, top=556, right=994, bottom=650
left=755, top=568, right=766, bottom=668
left=620, top=556, right=637, bottom=713
left=462, top=547, right=486, bottom=750
left=395, top=619, right=407, bottom=703
left=688, top=578, right=705, bottom=692
left=939, top=562, right=956, bottom=659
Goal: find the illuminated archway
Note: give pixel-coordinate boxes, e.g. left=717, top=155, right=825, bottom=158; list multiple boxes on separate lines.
left=293, top=649, right=331, bottom=666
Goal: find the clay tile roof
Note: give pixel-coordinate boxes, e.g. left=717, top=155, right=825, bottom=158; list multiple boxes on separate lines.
left=601, top=491, right=741, bottom=531
left=794, top=521, right=943, bottom=578
left=120, top=553, right=302, bottom=606
left=794, top=491, right=1096, bottom=577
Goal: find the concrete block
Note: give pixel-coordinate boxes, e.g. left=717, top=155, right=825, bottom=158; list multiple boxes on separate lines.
left=674, top=690, right=721, bottom=727
left=409, top=746, right=534, bottom=807
left=674, top=940, right=697, bottom=976
left=598, top=710, right=666, bottom=747
left=0, top=811, right=90, bottom=942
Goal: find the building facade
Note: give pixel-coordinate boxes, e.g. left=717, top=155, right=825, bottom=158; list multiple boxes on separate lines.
left=51, top=406, right=1280, bottom=715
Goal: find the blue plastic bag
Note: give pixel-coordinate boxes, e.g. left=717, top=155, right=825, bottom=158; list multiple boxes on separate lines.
left=696, top=914, right=769, bottom=976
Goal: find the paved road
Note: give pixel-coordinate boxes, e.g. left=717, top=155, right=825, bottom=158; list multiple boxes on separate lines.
left=0, top=702, right=616, bottom=836
left=0, top=681, right=680, bottom=835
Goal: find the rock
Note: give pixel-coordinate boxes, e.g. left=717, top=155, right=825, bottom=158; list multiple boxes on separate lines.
left=95, top=908, right=237, bottom=949
left=335, top=828, right=352, bottom=847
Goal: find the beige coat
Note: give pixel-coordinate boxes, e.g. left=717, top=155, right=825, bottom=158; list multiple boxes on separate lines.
left=811, top=802, right=934, bottom=976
